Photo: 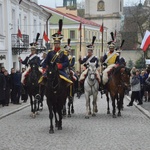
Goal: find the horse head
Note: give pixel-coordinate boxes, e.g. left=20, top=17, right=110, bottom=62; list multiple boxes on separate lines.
left=47, top=62, right=59, bottom=91
left=88, top=61, right=97, bottom=81
left=120, top=66, right=131, bottom=88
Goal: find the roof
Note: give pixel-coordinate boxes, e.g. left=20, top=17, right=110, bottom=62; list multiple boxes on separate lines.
left=41, top=5, right=101, bottom=28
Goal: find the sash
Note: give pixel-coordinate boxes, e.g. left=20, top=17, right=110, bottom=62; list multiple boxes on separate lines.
left=27, top=54, right=37, bottom=64
left=85, top=55, right=95, bottom=64
left=104, top=51, right=117, bottom=64
left=51, top=50, right=63, bottom=63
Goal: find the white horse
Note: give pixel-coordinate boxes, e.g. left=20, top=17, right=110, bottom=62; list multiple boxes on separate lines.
left=84, top=61, right=99, bottom=119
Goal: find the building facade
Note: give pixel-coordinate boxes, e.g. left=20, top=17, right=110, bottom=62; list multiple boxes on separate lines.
left=0, top=0, right=50, bottom=72
left=84, top=0, right=123, bottom=43
left=42, top=6, right=108, bottom=71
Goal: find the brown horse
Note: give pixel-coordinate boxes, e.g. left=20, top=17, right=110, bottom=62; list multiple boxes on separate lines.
left=104, top=65, right=131, bottom=118
left=45, top=62, right=68, bottom=133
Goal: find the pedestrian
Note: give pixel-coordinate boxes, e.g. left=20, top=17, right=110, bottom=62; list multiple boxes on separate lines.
left=13, top=69, right=22, bottom=104
left=10, top=68, right=16, bottom=104
left=127, top=69, right=143, bottom=106
left=0, top=72, right=6, bottom=106
left=4, top=70, right=11, bottom=106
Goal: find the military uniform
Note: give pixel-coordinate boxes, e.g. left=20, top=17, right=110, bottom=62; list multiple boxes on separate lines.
left=79, top=36, right=100, bottom=82
left=19, top=46, right=40, bottom=84
left=42, top=49, right=69, bottom=79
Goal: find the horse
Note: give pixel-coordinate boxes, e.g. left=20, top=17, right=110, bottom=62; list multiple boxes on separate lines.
left=104, top=65, right=131, bottom=118
left=62, top=69, right=75, bottom=118
left=26, top=63, right=42, bottom=118
left=84, top=61, right=99, bottom=119
left=45, top=62, right=68, bottom=133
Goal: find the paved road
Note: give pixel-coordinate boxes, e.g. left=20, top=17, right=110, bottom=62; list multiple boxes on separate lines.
left=0, top=93, right=150, bottom=150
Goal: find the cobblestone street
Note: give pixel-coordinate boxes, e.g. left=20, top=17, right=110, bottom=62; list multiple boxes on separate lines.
left=0, top=93, right=150, bottom=150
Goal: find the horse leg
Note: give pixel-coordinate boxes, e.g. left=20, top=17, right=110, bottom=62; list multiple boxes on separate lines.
left=71, top=96, right=74, bottom=114
left=57, top=105, right=63, bottom=130
left=92, top=94, right=98, bottom=117
left=49, top=106, right=54, bottom=134
left=106, top=93, right=110, bottom=114
left=29, top=96, right=35, bottom=118
left=112, top=97, right=116, bottom=118
left=85, top=93, right=90, bottom=119
left=67, top=97, right=71, bottom=117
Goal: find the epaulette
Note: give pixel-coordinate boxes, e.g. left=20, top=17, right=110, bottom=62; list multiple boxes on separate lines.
left=64, top=50, right=68, bottom=56
left=48, top=49, right=52, bottom=52
left=73, top=56, right=75, bottom=58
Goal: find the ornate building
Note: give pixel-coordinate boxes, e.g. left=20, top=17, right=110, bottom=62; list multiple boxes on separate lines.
left=84, top=0, right=124, bottom=41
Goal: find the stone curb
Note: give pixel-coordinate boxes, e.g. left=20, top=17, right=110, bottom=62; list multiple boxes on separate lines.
left=0, top=104, right=30, bottom=120
left=126, top=95, right=150, bottom=119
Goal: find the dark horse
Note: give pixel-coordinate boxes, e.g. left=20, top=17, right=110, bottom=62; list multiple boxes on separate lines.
left=104, top=65, right=130, bottom=118
left=26, top=63, right=42, bottom=118
left=62, top=70, right=75, bottom=117
left=45, top=62, right=68, bottom=133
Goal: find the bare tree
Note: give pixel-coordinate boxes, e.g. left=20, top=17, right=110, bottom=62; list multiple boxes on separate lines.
left=121, top=3, right=150, bottom=50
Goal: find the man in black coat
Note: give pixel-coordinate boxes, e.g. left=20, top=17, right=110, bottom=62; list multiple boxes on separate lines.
left=0, top=72, right=6, bottom=106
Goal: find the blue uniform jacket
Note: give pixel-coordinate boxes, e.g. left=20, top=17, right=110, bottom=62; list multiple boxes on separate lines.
left=79, top=55, right=99, bottom=68
left=21, top=55, right=40, bottom=67
left=42, top=50, right=69, bottom=78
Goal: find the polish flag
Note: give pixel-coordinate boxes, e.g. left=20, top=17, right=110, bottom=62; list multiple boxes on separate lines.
left=17, top=28, right=22, bottom=38
left=43, top=31, right=49, bottom=42
left=140, top=30, right=150, bottom=51
left=100, top=23, right=104, bottom=33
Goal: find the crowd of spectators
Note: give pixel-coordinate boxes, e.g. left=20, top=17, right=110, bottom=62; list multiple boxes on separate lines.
left=0, top=66, right=28, bottom=107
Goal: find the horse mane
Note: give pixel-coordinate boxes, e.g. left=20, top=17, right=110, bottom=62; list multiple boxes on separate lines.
left=113, top=65, right=130, bottom=76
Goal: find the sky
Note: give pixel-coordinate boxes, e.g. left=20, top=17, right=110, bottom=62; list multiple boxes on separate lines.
left=38, top=0, right=145, bottom=8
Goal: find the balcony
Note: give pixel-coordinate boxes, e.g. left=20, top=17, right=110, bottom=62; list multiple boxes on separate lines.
left=11, top=34, right=46, bottom=55
left=11, top=34, right=29, bottom=55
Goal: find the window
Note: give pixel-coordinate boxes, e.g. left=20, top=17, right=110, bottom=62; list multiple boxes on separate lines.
left=33, top=19, right=37, bottom=38
left=97, top=0, right=105, bottom=11
left=70, top=30, right=75, bottom=39
left=0, top=4, right=3, bottom=35
left=24, top=16, right=27, bottom=33
left=12, top=9, right=16, bottom=33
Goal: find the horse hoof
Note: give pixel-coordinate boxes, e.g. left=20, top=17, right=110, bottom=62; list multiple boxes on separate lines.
left=88, top=112, right=91, bottom=115
left=118, top=113, right=121, bottom=117
left=71, top=109, right=74, bottom=114
left=67, top=114, right=71, bottom=118
left=112, top=115, right=117, bottom=118
left=36, top=111, right=40, bottom=115
left=49, top=130, right=54, bottom=134
left=107, top=111, right=110, bottom=114
left=58, top=126, right=62, bottom=130
left=92, top=114, right=96, bottom=117
left=85, top=116, right=89, bottom=119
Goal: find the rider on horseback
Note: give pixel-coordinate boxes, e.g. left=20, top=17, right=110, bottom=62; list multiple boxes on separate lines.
left=79, top=36, right=100, bottom=83
left=19, top=43, right=40, bottom=85
left=41, top=19, right=72, bottom=87
left=101, top=32, right=120, bottom=85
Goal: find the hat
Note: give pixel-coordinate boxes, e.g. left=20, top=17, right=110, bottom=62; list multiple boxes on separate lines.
left=64, top=39, right=71, bottom=51
left=86, top=36, right=96, bottom=50
left=29, top=33, right=40, bottom=50
left=52, top=19, right=63, bottom=44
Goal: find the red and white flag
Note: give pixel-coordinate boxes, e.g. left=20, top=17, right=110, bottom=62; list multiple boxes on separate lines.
left=17, top=28, right=22, bottom=38
left=43, top=31, right=49, bottom=42
left=140, top=30, right=150, bottom=51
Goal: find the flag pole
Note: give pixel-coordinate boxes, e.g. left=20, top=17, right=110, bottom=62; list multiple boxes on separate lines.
left=101, top=21, right=103, bottom=54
